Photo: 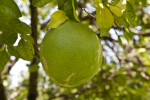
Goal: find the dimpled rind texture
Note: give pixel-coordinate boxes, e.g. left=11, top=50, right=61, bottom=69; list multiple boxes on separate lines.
left=40, top=20, right=102, bottom=87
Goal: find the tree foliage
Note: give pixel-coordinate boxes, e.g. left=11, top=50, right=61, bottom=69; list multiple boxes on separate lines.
left=0, top=0, right=150, bottom=99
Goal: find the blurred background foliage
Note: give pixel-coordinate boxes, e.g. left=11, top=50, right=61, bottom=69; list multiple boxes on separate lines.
left=0, top=0, right=150, bottom=100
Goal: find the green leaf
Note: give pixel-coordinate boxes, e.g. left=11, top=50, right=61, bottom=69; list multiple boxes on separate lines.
left=17, top=39, right=34, bottom=61
left=8, top=19, right=32, bottom=35
left=115, top=31, right=123, bottom=47
left=127, top=0, right=135, bottom=8
left=7, top=46, right=20, bottom=58
left=58, top=0, right=79, bottom=22
left=94, top=0, right=102, bottom=7
left=0, top=0, right=31, bottom=36
left=100, top=28, right=110, bottom=37
left=0, top=18, right=31, bottom=39
left=114, top=15, right=127, bottom=27
left=49, top=10, right=68, bottom=28
left=0, top=18, right=31, bottom=45
left=21, top=35, right=34, bottom=45
left=115, top=0, right=126, bottom=10
left=96, top=3, right=114, bottom=29
left=109, top=5, right=123, bottom=17
left=118, top=35, right=123, bottom=47
left=0, top=0, right=32, bottom=47
left=0, top=0, right=21, bottom=18
left=124, top=28, right=134, bottom=41
left=127, top=0, right=146, bottom=8
left=32, top=0, right=52, bottom=7
left=0, top=0, right=21, bottom=27
left=72, top=0, right=80, bottom=22
left=111, top=0, right=120, bottom=5
left=0, top=49, right=10, bottom=73
left=7, top=38, right=34, bottom=61
left=7, top=35, right=34, bottom=60
left=0, top=5, right=16, bottom=28
left=109, top=0, right=126, bottom=17
left=124, top=1, right=137, bottom=27
left=0, top=30, right=17, bottom=45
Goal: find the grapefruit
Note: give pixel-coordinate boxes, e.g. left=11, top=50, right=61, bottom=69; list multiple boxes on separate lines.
left=40, top=20, right=102, bottom=87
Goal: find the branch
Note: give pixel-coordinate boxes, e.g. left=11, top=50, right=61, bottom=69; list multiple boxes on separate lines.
left=113, top=26, right=150, bottom=37
left=134, top=45, right=150, bottom=50
left=100, top=36, right=118, bottom=42
left=117, top=51, right=150, bottom=80
left=105, top=42, right=150, bottom=80
left=48, top=84, right=100, bottom=100
left=0, top=77, right=7, bottom=100
left=28, top=0, right=39, bottom=100
left=0, top=58, right=18, bottom=100
left=1, top=58, right=18, bottom=77
left=10, top=89, right=20, bottom=100
left=130, top=28, right=150, bottom=36
left=40, top=19, right=50, bottom=30
left=81, top=8, right=95, bottom=19
left=78, top=1, right=96, bottom=21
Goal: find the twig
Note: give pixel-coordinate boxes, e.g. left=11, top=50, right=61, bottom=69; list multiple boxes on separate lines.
left=48, top=84, right=100, bottom=100
left=1, top=58, right=18, bottom=77
left=81, top=8, right=95, bottom=19
left=130, top=28, right=150, bottom=36
left=100, top=36, right=118, bottom=42
left=40, top=19, right=50, bottom=30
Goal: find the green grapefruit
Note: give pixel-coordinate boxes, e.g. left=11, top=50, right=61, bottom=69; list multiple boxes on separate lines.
left=40, top=20, right=102, bottom=87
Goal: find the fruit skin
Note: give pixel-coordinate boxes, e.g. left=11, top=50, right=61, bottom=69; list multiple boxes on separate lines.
left=40, top=20, right=102, bottom=87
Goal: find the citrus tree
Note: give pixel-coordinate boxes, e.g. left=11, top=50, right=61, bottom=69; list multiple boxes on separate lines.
left=0, top=0, right=150, bottom=100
